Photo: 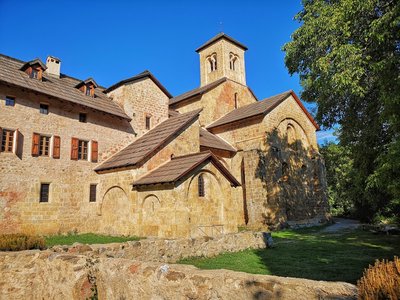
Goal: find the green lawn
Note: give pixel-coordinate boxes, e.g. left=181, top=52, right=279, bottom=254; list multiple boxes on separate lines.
left=178, top=227, right=400, bottom=283
left=45, top=233, right=141, bottom=247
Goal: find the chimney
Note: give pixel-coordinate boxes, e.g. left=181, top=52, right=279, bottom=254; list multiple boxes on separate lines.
left=45, top=56, right=61, bottom=77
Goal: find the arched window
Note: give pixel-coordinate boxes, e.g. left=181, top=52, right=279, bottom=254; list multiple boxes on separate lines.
left=198, top=174, right=205, bottom=197
left=287, top=124, right=297, bottom=150
left=229, top=53, right=239, bottom=71
left=207, top=53, right=217, bottom=73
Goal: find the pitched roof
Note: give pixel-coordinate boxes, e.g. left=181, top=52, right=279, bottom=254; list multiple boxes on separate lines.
left=207, top=90, right=319, bottom=130
left=132, top=151, right=240, bottom=187
left=104, top=70, right=172, bottom=98
left=169, top=77, right=228, bottom=106
left=75, top=77, right=98, bottom=88
left=20, top=58, right=47, bottom=71
left=200, top=128, right=236, bottom=152
left=195, top=33, right=248, bottom=53
left=0, top=54, right=130, bottom=120
left=95, top=109, right=202, bottom=172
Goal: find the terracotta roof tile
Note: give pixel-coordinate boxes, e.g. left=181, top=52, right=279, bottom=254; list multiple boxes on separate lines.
left=200, top=128, right=236, bottom=152
left=132, top=151, right=240, bottom=187
left=95, top=109, right=202, bottom=172
left=0, top=54, right=130, bottom=120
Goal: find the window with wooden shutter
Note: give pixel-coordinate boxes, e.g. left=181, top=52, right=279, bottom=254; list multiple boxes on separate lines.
left=71, top=137, right=79, bottom=160
left=12, top=129, right=19, bottom=155
left=53, top=136, right=60, bottom=159
left=91, top=140, right=98, bottom=162
left=32, top=133, right=40, bottom=156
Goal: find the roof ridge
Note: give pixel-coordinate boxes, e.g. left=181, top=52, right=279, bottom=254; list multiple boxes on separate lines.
left=169, top=77, right=228, bottom=106
left=195, top=33, right=248, bottom=53
left=95, top=108, right=202, bottom=172
left=171, top=150, right=212, bottom=160
left=0, top=53, right=128, bottom=119
left=104, top=70, right=172, bottom=98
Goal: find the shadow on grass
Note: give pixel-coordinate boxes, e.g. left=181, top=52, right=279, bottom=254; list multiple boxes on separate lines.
left=254, top=229, right=400, bottom=283
left=178, top=229, right=399, bottom=284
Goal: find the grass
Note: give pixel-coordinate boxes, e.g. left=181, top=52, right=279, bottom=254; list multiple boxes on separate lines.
left=45, top=233, right=141, bottom=247
left=178, top=227, right=400, bottom=283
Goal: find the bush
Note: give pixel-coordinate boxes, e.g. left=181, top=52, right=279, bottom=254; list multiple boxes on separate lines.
left=357, top=256, right=400, bottom=300
left=0, top=234, right=46, bottom=251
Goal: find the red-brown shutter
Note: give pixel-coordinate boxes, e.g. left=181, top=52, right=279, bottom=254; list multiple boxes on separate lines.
left=12, top=129, right=19, bottom=154
left=32, top=133, right=40, bottom=156
left=71, top=137, right=79, bottom=160
left=53, top=136, right=60, bottom=159
left=91, top=140, right=98, bottom=163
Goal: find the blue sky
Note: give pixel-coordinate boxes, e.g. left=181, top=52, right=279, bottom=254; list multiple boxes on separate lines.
left=0, top=0, right=335, bottom=144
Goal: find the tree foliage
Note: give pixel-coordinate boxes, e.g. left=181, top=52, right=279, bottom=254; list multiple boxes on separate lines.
left=284, top=0, right=400, bottom=222
left=320, top=142, right=354, bottom=216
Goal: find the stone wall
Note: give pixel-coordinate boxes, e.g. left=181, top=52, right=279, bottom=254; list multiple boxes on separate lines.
left=171, top=79, right=257, bottom=127
left=52, top=231, right=267, bottom=263
left=198, top=38, right=247, bottom=86
left=107, top=77, right=169, bottom=136
left=210, top=95, right=329, bottom=228
left=0, top=84, right=135, bottom=235
left=0, top=251, right=357, bottom=300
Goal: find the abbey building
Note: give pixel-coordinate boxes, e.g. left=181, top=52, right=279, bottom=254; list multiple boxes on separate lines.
left=0, top=33, right=329, bottom=237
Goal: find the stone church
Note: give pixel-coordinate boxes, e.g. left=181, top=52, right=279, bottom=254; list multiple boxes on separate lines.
left=0, top=33, right=329, bottom=238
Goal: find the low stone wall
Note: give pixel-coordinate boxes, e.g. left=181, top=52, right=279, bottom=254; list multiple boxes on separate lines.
left=0, top=251, right=357, bottom=300
left=51, top=231, right=267, bottom=263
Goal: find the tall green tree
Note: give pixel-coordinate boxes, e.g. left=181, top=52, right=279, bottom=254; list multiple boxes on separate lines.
left=320, top=142, right=354, bottom=216
left=284, top=0, right=400, bottom=222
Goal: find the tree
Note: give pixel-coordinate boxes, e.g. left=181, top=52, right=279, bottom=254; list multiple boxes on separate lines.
left=320, top=142, right=354, bottom=216
left=284, top=0, right=400, bottom=222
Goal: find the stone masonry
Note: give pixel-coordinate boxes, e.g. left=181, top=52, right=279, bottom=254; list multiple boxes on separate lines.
left=0, top=33, right=329, bottom=238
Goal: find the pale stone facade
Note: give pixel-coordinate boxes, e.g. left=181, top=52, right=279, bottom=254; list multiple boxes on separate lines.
left=0, top=33, right=329, bottom=238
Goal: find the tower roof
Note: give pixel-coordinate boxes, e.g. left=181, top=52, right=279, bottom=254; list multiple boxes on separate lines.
left=195, top=33, right=248, bottom=53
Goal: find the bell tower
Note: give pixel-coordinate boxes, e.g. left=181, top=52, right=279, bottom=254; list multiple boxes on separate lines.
left=196, top=33, right=247, bottom=87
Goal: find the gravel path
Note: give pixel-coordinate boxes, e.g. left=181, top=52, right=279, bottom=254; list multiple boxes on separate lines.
left=322, top=218, right=360, bottom=233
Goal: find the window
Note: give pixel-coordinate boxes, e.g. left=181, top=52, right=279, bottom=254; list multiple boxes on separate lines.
left=79, top=113, right=87, bottom=123
left=89, top=184, right=97, bottom=202
left=40, top=103, right=49, bottom=115
left=39, top=135, right=50, bottom=156
left=145, top=115, right=151, bottom=130
left=234, top=93, right=238, bottom=109
left=30, top=68, right=39, bottom=79
left=5, top=96, right=15, bottom=106
left=287, top=124, right=297, bottom=150
left=198, top=174, right=205, bottom=197
left=40, top=183, right=50, bottom=202
left=207, top=53, right=217, bottom=72
left=229, top=53, right=239, bottom=71
left=85, top=85, right=92, bottom=96
left=71, top=138, right=97, bottom=162
left=78, top=140, right=88, bottom=160
left=1, top=129, right=14, bottom=152
left=32, top=133, right=59, bottom=158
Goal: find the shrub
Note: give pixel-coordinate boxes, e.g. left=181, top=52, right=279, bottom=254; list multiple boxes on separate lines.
left=0, top=234, right=46, bottom=251
left=357, top=256, right=400, bottom=300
